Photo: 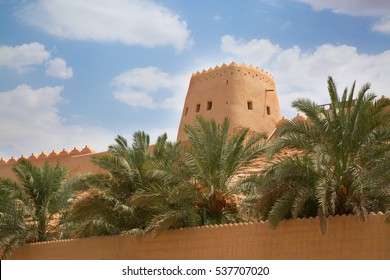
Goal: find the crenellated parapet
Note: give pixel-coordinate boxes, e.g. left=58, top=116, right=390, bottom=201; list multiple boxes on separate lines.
left=275, top=113, right=308, bottom=127
left=0, top=145, right=95, bottom=167
left=191, top=61, right=274, bottom=79
left=189, top=61, right=275, bottom=87
left=266, top=114, right=311, bottom=141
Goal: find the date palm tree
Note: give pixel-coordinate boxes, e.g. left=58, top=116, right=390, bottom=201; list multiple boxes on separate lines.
left=240, top=154, right=319, bottom=229
left=133, top=116, right=267, bottom=234
left=62, top=131, right=176, bottom=238
left=242, top=77, right=390, bottom=233
left=130, top=139, right=199, bottom=234
left=0, top=159, right=71, bottom=258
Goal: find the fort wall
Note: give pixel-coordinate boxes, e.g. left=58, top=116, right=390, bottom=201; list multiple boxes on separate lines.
left=177, top=62, right=281, bottom=141
left=8, top=212, right=390, bottom=260
left=0, top=146, right=105, bottom=181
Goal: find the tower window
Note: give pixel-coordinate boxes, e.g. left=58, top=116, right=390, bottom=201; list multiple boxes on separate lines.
left=196, top=104, right=201, bottom=113
left=207, top=101, right=212, bottom=111
left=184, top=107, right=188, bottom=116
left=247, top=101, right=253, bottom=110
left=266, top=106, right=271, bottom=115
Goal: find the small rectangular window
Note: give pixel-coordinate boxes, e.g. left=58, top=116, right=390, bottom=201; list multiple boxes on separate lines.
left=184, top=107, right=188, bottom=116
left=266, top=106, right=271, bottom=115
left=247, top=101, right=253, bottom=110
left=207, top=101, right=212, bottom=111
left=196, top=104, right=201, bottom=113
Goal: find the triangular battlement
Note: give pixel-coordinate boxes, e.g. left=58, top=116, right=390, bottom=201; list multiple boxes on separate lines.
left=0, top=145, right=95, bottom=166
left=191, top=61, right=274, bottom=80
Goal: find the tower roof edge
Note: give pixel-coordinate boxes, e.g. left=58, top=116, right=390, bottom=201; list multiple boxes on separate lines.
left=189, top=62, right=275, bottom=81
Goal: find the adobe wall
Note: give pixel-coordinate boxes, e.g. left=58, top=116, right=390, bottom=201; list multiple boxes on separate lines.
left=177, top=62, right=282, bottom=142
left=0, top=146, right=106, bottom=181
left=8, top=212, right=390, bottom=260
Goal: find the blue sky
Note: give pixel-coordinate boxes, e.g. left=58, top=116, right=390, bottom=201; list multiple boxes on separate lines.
left=1, top=0, right=390, bottom=158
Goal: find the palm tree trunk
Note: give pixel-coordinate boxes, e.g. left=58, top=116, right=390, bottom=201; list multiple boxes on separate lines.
left=37, top=211, right=48, bottom=242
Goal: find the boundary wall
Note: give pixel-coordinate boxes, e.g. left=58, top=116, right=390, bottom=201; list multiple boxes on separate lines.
left=9, top=212, right=390, bottom=260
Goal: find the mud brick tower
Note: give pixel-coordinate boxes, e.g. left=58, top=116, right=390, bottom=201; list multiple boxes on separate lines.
left=177, top=62, right=282, bottom=141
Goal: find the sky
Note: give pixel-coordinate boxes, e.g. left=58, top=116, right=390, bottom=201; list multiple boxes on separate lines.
left=1, top=0, right=390, bottom=159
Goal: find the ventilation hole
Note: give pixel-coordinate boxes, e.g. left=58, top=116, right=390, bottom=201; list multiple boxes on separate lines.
left=247, top=101, right=253, bottom=110
left=184, top=107, right=188, bottom=116
left=267, top=106, right=271, bottom=115
left=196, top=104, right=201, bottom=113
left=207, top=101, right=212, bottom=111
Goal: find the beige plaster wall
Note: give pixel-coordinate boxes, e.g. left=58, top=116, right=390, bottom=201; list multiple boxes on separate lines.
left=177, top=62, right=281, bottom=142
left=9, top=213, right=390, bottom=260
left=0, top=146, right=106, bottom=181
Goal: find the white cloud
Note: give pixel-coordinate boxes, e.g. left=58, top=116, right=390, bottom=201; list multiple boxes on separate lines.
left=112, top=67, right=188, bottom=110
left=220, top=35, right=390, bottom=117
left=0, top=42, right=50, bottom=73
left=221, top=35, right=281, bottom=66
left=372, top=17, right=390, bottom=34
left=45, top=57, right=73, bottom=79
left=297, top=0, right=390, bottom=16
left=0, top=85, right=114, bottom=158
left=0, top=42, right=73, bottom=78
left=17, top=0, right=192, bottom=51
left=297, top=0, right=390, bottom=34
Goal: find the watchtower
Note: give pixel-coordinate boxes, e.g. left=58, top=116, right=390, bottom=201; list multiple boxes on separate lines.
left=177, top=62, right=282, bottom=141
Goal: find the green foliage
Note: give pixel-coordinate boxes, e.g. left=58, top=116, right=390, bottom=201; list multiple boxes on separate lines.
left=62, top=132, right=152, bottom=238
left=61, top=131, right=185, bottom=238
left=64, top=117, right=266, bottom=237
left=183, top=116, right=267, bottom=224
left=241, top=155, right=318, bottom=228
left=135, top=116, right=267, bottom=234
left=243, top=77, right=390, bottom=233
left=0, top=159, right=70, bottom=259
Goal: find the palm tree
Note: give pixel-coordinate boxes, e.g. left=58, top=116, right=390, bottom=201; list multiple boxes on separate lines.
left=240, top=154, right=319, bottom=229
left=62, top=131, right=174, bottom=238
left=133, top=116, right=267, bottom=234
left=131, top=138, right=199, bottom=235
left=243, top=77, right=390, bottom=233
left=184, top=116, right=267, bottom=224
left=0, top=159, right=71, bottom=258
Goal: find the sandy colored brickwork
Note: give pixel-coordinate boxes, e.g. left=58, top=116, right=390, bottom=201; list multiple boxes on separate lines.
left=9, top=212, right=390, bottom=260
left=177, top=62, right=282, bottom=142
